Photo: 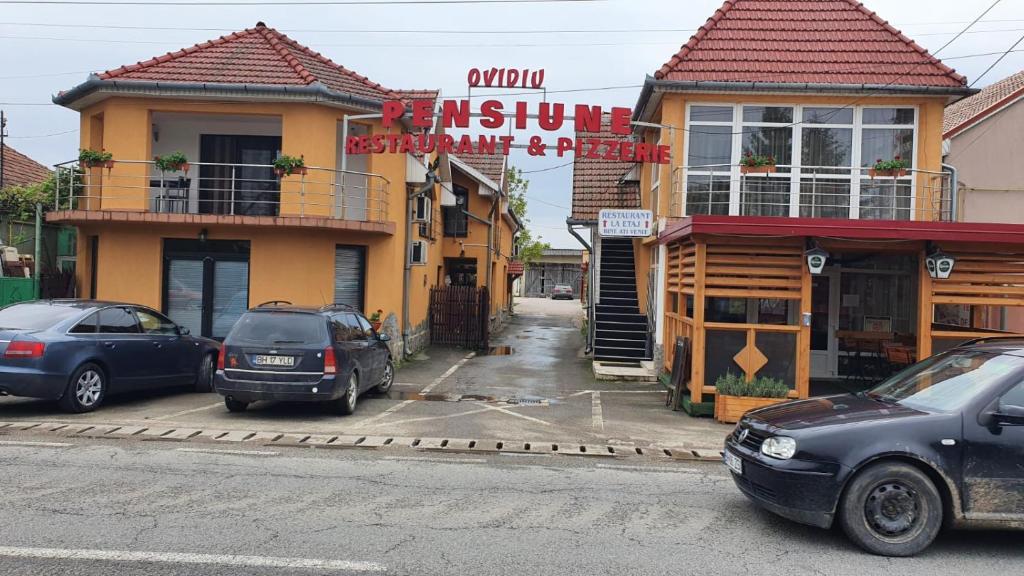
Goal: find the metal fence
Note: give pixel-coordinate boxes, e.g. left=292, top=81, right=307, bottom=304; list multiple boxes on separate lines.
left=429, top=286, right=490, bottom=350
left=669, top=164, right=954, bottom=221
left=53, top=159, right=391, bottom=223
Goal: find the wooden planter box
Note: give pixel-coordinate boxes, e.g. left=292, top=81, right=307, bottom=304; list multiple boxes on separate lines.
left=81, top=160, right=114, bottom=170
left=740, top=165, right=776, bottom=175
left=274, top=166, right=308, bottom=177
left=868, top=168, right=907, bottom=179
left=714, top=394, right=788, bottom=424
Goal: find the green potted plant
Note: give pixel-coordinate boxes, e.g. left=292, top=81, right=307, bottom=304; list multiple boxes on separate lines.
left=739, top=152, right=776, bottom=175
left=79, top=148, right=114, bottom=170
left=368, top=309, right=384, bottom=332
left=154, top=151, right=190, bottom=173
left=273, top=154, right=307, bottom=177
left=869, top=156, right=908, bottom=179
left=714, top=372, right=790, bottom=424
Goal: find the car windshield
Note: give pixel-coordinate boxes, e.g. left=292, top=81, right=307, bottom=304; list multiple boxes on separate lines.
left=228, top=312, right=325, bottom=345
left=0, top=303, right=83, bottom=330
left=866, top=349, right=1024, bottom=413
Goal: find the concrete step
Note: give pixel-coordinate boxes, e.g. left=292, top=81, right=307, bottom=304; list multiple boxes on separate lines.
left=592, top=359, right=658, bottom=382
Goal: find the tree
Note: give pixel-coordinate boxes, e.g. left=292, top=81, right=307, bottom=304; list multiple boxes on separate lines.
left=506, top=166, right=549, bottom=265
left=0, top=169, right=75, bottom=221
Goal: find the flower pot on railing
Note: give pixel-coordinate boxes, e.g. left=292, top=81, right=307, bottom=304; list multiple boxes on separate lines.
left=78, top=149, right=114, bottom=171
left=869, top=157, right=908, bottom=179
left=154, top=152, right=190, bottom=174
left=739, top=153, right=776, bottom=175
left=273, top=155, right=306, bottom=178
left=713, top=372, right=790, bottom=424
left=740, top=165, right=777, bottom=175
left=369, top=309, right=384, bottom=332
left=868, top=168, right=908, bottom=179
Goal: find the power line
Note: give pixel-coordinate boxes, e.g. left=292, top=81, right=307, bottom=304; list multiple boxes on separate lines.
left=0, top=0, right=600, bottom=4
left=7, top=128, right=79, bottom=139
left=518, top=161, right=574, bottom=174
left=0, top=34, right=681, bottom=47
left=970, top=33, right=1024, bottom=87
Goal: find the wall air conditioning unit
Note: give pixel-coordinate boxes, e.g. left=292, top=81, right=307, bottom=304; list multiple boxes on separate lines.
left=409, top=240, right=428, bottom=266
left=413, top=195, right=432, bottom=223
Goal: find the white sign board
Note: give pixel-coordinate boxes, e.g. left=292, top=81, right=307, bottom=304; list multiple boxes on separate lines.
left=598, top=209, right=653, bottom=237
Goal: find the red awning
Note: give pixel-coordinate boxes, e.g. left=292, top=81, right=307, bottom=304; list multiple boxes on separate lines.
left=659, top=216, right=1024, bottom=246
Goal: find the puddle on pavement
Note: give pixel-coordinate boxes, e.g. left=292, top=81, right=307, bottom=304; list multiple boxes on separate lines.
left=385, top=391, right=550, bottom=405
left=483, top=345, right=515, bottom=356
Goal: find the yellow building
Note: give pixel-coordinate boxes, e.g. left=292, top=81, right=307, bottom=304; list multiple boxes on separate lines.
left=48, top=23, right=451, bottom=356
left=571, top=1, right=1024, bottom=413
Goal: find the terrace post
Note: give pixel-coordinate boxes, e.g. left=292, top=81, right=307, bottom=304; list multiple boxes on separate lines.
left=917, top=249, right=934, bottom=359
left=691, top=240, right=708, bottom=404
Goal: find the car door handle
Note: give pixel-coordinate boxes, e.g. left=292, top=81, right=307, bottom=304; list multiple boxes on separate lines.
left=103, top=342, right=116, bottom=349
left=152, top=341, right=162, bottom=349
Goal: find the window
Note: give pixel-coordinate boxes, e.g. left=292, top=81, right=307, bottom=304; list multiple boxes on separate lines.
left=680, top=103, right=918, bottom=220
left=0, top=303, right=82, bottom=331
left=356, top=315, right=375, bottom=338
left=231, top=312, right=324, bottom=345
left=135, top=309, right=178, bottom=335
left=98, top=307, right=140, bottom=334
left=332, top=313, right=366, bottom=342
left=69, top=312, right=99, bottom=334
left=443, top=185, right=469, bottom=237
left=1001, top=381, right=1024, bottom=411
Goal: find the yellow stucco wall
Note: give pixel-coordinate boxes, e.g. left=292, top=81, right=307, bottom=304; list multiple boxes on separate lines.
left=71, top=96, right=434, bottom=342
left=440, top=170, right=518, bottom=317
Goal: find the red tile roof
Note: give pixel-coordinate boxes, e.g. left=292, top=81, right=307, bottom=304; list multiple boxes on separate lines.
left=571, top=121, right=640, bottom=222
left=453, top=144, right=507, bottom=189
left=656, top=0, right=966, bottom=88
left=944, top=70, right=1024, bottom=138
left=98, top=22, right=402, bottom=102
left=1, top=144, right=51, bottom=189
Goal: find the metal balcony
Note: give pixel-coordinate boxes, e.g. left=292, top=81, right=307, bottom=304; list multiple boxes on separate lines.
left=668, top=164, right=954, bottom=222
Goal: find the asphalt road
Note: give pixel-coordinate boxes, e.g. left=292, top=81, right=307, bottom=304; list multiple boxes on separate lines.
left=0, top=439, right=1021, bottom=575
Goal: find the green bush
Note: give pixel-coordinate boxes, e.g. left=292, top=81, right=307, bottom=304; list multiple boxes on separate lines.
left=154, top=151, right=189, bottom=172
left=715, top=372, right=789, bottom=398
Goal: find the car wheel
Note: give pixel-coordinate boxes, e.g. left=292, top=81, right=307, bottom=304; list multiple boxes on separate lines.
left=224, top=397, right=249, bottom=413
left=332, top=372, right=359, bottom=415
left=59, top=363, right=106, bottom=413
left=838, top=462, right=943, bottom=557
left=375, top=358, right=395, bottom=393
left=195, top=353, right=215, bottom=393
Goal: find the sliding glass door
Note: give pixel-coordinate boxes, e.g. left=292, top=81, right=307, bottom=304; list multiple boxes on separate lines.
left=164, top=239, right=250, bottom=340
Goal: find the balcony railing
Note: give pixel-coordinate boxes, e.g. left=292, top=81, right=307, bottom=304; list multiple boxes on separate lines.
left=669, top=164, right=953, bottom=222
left=53, top=160, right=391, bottom=223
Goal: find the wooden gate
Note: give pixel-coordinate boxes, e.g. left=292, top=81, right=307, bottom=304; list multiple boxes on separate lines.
left=430, top=286, right=490, bottom=349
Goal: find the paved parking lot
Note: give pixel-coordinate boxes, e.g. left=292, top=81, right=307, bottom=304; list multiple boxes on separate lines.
left=0, top=298, right=731, bottom=450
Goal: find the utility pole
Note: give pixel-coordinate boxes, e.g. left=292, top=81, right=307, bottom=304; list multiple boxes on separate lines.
left=0, top=110, right=7, bottom=189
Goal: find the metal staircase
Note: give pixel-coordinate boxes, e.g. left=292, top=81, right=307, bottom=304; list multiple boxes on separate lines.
left=594, top=238, right=652, bottom=362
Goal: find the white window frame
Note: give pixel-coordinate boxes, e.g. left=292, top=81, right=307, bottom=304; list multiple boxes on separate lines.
left=680, top=102, right=920, bottom=220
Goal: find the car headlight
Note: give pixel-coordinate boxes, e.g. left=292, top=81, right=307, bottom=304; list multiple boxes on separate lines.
left=760, top=436, right=797, bottom=460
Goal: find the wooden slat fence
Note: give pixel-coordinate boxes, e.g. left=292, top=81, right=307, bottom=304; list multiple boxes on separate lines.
left=430, top=285, right=490, bottom=349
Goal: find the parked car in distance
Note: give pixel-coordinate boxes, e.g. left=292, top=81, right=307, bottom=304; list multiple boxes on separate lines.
left=724, top=338, right=1024, bottom=557
left=214, top=302, right=395, bottom=415
left=0, top=300, right=220, bottom=413
left=550, top=285, right=574, bottom=300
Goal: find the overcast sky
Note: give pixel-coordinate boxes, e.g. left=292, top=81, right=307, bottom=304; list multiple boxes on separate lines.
left=2, top=0, right=1022, bottom=247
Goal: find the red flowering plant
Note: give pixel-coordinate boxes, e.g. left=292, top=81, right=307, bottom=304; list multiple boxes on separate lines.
left=740, top=152, right=776, bottom=168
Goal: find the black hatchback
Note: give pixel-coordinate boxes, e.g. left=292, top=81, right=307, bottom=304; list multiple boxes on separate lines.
left=214, top=303, right=395, bottom=415
left=725, top=338, right=1024, bottom=557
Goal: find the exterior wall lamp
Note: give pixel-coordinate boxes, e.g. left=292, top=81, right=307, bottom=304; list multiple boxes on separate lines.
left=805, top=241, right=829, bottom=275
left=926, top=246, right=955, bottom=279
left=198, top=228, right=208, bottom=243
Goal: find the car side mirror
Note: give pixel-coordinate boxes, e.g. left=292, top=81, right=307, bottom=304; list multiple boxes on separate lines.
left=178, top=326, right=190, bottom=336
left=994, top=405, right=1024, bottom=427
left=377, top=333, right=391, bottom=342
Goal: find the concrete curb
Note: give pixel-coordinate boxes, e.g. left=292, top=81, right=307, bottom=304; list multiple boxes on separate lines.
left=0, top=421, right=724, bottom=464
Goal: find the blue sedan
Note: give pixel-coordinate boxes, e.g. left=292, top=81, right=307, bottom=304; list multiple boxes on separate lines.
left=0, top=300, right=220, bottom=412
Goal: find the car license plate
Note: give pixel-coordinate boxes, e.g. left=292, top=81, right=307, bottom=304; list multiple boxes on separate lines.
left=254, top=355, right=294, bottom=367
left=724, top=450, right=743, bottom=475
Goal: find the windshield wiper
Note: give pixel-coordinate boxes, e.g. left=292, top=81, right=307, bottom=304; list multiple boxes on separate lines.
left=867, top=391, right=900, bottom=405
left=272, top=339, right=304, bottom=345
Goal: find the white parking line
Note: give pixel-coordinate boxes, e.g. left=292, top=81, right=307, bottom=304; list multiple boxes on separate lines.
left=419, top=351, right=476, bottom=393
left=0, top=440, right=72, bottom=448
left=384, top=456, right=488, bottom=464
left=476, top=403, right=552, bottom=426
left=367, top=406, right=493, bottom=427
left=152, top=402, right=223, bottom=421
left=0, top=546, right=386, bottom=572
left=354, top=399, right=416, bottom=427
left=175, top=448, right=280, bottom=457
left=591, top=391, right=604, bottom=431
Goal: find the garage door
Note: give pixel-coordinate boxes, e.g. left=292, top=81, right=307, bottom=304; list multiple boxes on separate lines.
left=334, top=245, right=366, bottom=311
